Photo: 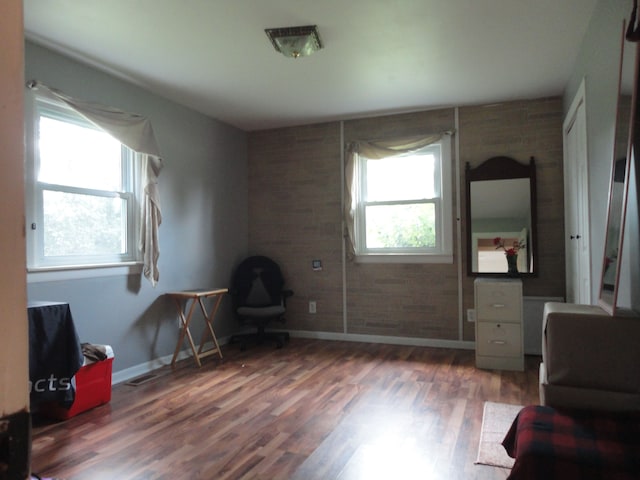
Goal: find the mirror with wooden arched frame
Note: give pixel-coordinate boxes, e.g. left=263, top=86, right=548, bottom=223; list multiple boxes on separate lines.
left=599, top=21, right=640, bottom=314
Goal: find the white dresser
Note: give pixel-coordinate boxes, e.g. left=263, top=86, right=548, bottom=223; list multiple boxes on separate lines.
left=474, top=277, right=524, bottom=371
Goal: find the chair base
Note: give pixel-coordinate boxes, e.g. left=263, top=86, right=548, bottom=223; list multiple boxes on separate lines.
left=228, top=328, right=290, bottom=351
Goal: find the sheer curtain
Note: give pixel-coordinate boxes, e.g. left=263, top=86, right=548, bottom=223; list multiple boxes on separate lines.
left=343, top=133, right=449, bottom=258
left=28, top=80, right=164, bottom=286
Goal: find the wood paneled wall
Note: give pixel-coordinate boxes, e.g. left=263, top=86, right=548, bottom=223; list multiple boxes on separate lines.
left=248, top=97, right=565, bottom=342
left=458, top=98, right=566, bottom=339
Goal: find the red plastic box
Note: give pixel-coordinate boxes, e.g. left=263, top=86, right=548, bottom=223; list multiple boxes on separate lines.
left=41, top=346, right=114, bottom=420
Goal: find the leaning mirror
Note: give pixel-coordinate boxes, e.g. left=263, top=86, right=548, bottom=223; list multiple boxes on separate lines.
left=598, top=23, right=639, bottom=314
left=466, top=156, right=537, bottom=276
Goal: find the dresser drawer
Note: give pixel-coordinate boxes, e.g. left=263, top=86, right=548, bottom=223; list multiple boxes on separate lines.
left=476, top=322, right=522, bottom=358
left=475, top=283, right=521, bottom=321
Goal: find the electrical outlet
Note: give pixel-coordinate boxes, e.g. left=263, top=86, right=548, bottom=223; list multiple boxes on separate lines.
left=467, top=309, right=476, bottom=322
left=309, top=301, right=317, bottom=314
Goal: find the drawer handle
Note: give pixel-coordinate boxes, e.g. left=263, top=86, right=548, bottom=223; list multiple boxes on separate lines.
left=492, top=303, right=506, bottom=308
left=489, top=340, right=507, bottom=345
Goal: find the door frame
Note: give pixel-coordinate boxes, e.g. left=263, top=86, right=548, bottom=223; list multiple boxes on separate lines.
left=563, top=78, right=591, bottom=304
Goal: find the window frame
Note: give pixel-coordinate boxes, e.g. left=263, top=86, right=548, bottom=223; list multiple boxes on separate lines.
left=25, top=94, right=142, bottom=275
left=353, top=138, right=453, bottom=264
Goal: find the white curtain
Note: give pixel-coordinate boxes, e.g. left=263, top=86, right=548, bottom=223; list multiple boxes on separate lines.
left=343, top=133, right=450, bottom=259
left=28, top=80, right=164, bottom=286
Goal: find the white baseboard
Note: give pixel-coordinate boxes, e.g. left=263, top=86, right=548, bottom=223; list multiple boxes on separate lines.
left=288, top=330, right=475, bottom=350
left=111, top=336, right=237, bottom=385
left=111, top=350, right=188, bottom=385
left=111, top=331, right=475, bottom=385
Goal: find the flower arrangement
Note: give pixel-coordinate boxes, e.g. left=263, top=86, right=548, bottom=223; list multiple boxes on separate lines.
left=493, top=237, right=525, bottom=257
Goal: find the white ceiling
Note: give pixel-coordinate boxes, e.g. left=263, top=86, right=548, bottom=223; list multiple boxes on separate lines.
left=23, top=0, right=597, bottom=132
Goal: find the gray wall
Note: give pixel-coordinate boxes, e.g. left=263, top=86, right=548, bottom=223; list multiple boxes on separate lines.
left=25, top=42, right=249, bottom=373
left=564, top=0, right=639, bottom=310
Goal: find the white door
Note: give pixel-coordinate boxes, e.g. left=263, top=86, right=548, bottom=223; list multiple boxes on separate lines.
left=563, top=80, right=591, bottom=304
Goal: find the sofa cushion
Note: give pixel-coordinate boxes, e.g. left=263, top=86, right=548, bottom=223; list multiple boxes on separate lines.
left=542, top=302, right=640, bottom=395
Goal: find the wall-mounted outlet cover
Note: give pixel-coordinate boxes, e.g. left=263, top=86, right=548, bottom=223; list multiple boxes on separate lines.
left=309, top=301, right=317, bottom=314
left=467, top=309, right=476, bottom=322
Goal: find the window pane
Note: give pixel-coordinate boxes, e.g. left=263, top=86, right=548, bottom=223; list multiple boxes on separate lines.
left=365, top=203, right=436, bottom=249
left=43, top=190, right=126, bottom=257
left=38, top=116, right=123, bottom=191
left=366, top=154, right=436, bottom=202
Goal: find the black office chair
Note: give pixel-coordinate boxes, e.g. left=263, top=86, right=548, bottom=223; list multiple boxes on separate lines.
left=228, top=255, right=292, bottom=350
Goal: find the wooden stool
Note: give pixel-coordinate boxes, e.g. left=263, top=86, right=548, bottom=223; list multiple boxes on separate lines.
left=166, top=288, right=227, bottom=367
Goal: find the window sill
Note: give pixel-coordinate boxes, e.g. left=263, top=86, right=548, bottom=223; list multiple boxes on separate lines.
left=27, top=262, right=143, bottom=283
left=354, top=254, right=453, bottom=264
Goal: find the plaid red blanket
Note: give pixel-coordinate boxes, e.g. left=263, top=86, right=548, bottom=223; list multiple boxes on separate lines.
left=502, top=405, right=640, bottom=480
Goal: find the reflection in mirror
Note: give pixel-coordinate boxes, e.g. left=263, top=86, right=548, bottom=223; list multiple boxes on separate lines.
left=598, top=25, right=639, bottom=314
left=466, top=156, right=537, bottom=276
left=601, top=159, right=626, bottom=294
left=470, top=179, right=531, bottom=273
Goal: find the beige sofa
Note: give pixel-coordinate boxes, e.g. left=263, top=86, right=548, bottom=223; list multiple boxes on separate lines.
left=539, top=302, right=640, bottom=411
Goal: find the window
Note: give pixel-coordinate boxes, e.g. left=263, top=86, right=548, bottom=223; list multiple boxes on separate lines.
left=26, top=96, right=140, bottom=271
left=353, top=139, right=452, bottom=262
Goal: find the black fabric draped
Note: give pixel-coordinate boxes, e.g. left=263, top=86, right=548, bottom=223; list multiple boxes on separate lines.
left=28, top=302, right=83, bottom=407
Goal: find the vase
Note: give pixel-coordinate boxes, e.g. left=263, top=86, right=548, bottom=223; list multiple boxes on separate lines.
left=506, top=255, right=519, bottom=276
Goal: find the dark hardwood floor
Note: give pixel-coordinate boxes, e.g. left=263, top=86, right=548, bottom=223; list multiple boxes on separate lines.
left=31, top=338, right=541, bottom=479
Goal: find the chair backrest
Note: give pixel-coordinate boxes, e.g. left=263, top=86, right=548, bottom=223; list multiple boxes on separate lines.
left=231, top=256, right=285, bottom=309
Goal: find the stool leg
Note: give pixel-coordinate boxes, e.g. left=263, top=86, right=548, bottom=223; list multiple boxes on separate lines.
left=171, top=298, right=202, bottom=368
left=197, top=294, right=223, bottom=359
